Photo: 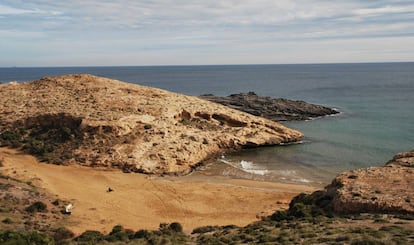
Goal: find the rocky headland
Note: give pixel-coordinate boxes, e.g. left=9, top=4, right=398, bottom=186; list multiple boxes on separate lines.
left=200, top=92, right=339, bottom=121
left=0, top=74, right=303, bottom=175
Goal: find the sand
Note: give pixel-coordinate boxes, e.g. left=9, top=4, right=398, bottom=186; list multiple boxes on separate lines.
left=0, top=148, right=317, bottom=234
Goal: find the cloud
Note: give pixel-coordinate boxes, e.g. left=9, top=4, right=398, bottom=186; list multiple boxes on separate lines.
left=353, top=4, right=414, bottom=16
left=0, top=4, right=39, bottom=15
left=0, top=3, right=61, bottom=16
left=1, top=0, right=414, bottom=66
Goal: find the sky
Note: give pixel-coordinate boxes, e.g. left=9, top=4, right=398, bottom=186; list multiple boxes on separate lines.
left=1, top=0, right=414, bottom=66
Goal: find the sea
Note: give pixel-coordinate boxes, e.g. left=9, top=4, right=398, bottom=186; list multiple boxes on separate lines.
left=1, top=63, right=413, bottom=186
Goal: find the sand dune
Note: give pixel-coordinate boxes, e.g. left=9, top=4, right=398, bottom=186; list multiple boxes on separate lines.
left=0, top=148, right=316, bottom=234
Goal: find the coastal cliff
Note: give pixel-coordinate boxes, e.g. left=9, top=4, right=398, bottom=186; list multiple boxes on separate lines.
left=324, top=150, right=414, bottom=214
left=293, top=150, right=414, bottom=216
left=0, top=74, right=303, bottom=175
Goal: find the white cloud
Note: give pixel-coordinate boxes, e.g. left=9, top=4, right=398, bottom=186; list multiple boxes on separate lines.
left=1, top=0, right=414, bottom=66
left=353, top=4, right=414, bottom=16
left=0, top=4, right=37, bottom=15
left=0, top=3, right=62, bottom=16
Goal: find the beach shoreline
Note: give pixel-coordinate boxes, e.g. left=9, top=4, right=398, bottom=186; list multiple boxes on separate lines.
left=0, top=147, right=317, bottom=234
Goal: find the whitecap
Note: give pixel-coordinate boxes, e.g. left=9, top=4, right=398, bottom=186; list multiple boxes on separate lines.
left=219, top=159, right=270, bottom=176
left=239, top=160, right=270, bottom=175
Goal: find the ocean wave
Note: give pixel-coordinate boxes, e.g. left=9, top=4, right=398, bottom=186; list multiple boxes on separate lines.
left=219, top=158, right=313, bottom=182
left=275, top=170, right=312, bottom=183
left=239, top=160, right=270, bottom=175
left=275, top=170, right=298, bottom=176
left=279, top=140, right=303, bottom=145
left=219, top=159, right=270, bottom=176
left=293, top=178, right=312, bottom=183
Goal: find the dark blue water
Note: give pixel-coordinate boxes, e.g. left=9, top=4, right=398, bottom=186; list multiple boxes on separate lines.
left=1, top=63, right=413, bottom=185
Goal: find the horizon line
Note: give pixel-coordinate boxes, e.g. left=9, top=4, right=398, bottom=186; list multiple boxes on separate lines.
left=1, top=61, right=414, bottom=69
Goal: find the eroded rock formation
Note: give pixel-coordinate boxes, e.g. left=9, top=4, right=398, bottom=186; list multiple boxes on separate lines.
left=200, top=92, right=339, bottom=121
left=0, top=74, right=303, bottom=175
left=323, top=150, right=414, bottom=214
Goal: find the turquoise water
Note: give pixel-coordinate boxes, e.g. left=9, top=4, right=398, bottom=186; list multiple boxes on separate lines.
left=1, top=63, right=413, bottom=185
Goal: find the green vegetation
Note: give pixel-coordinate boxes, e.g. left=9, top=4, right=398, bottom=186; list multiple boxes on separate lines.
left=25, top=201, right=48, bottom=213
left=53, top=227, right=75, bottom=243
left=74, top=230, right=104, bottom=243
left=74, top=223, right=188, bottom=244
left=1, top=213, right=414, bottom=244
left=179, top=118, right=190, bottom=125
left=1, top=185, right=413, bottom=244
left=0, top=121, right=81, bottom=164
left=0, top=230, right=54, bottom=245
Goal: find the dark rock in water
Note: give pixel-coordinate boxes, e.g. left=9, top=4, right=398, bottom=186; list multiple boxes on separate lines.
left=199, top=92, right=339, bottom=121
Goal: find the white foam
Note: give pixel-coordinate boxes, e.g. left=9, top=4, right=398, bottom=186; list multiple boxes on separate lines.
left=239, top=160, right=270, bottom=175
left=275, top=170, right=312, bottom=183
left=244, top=169, right=270, bottom=175
left=240, top=160, right=254, bottom=169
left=276, top=170, right=297, bottom=176
left=294, top=178, right=312, bottom=183
left=219, top=159, right=270, bottom=176
left=219, top=159, right=232, bottom=165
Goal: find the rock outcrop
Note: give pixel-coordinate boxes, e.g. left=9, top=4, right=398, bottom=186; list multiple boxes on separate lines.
left=323, top=150, right=414, bottom=214
left=200, top=92, right=339, bottom=121
left=0, top=74, right=303, bottom=175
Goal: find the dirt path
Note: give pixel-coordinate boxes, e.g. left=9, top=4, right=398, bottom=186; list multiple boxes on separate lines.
left=0, top=148, right=316, bottom=234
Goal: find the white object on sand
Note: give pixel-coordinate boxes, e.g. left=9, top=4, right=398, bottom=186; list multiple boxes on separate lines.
left=65, top=203, right=73, bottom=214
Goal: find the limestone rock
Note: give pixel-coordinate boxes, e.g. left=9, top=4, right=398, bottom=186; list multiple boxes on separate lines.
left=0, top=74, right=303, bottom=175
left=324, top=150, right=414, bottom=214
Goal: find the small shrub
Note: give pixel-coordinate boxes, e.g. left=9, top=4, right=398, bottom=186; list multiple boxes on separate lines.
left=374, top=218, right=389, bottom=223
left=169, top=222, right=183, bottom=232
left=134, top=229, right=150, bottom=239
left=0, top=230, right=53, bottom=244
left=289, top=203, right=311, bottom=218
left=105, top=225, right=129, bottom=242
left=0, top=130, right=23, bottom=146
left=75, top=230, right=104, bottom=243
left=351, top=239, right=386, bottom=245
left=144, top=124, right=152, bottom=130
left=395, top=213, right=414, bottom=220
left=25, top=201, right=47, bottom=213
left=180, top=119, right=190, bottom=125
left=159, top=223, right=169, bottom=232
left=53, top=227, right=75, bottom=242
left=2, top=217, right=13, bottom=224
left=52, top=199, right=60, bottom=206
left=270, top=210, right=289, bottom=221
left=192, top=226, right=219, bottom=234
left=109, top=225, right=124, bottom=235
left=223, top=224, right=238, bottom=230
left=61, top=127, right=72, bottom=141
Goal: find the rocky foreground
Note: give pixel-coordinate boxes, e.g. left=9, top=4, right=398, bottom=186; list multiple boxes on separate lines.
left=322, top=150, right=414, bottom=214
left=0, top=74, right=303, bottom=175
left=200, top=92, right=339, bottom=121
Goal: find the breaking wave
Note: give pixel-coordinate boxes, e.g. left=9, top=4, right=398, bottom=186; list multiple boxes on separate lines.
left=239, top=160, right=270, bottom=175
left=219, top=158, right=270, bottom=176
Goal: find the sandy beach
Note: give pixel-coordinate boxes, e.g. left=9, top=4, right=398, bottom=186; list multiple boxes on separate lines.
left=0, top=148, right=316, bottom=234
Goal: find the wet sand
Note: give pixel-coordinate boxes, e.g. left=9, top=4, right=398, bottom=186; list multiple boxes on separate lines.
left=0, top=148, right=317, bottom=234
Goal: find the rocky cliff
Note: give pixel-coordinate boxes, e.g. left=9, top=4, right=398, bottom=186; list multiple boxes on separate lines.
left=322, top=150, right=414, bottom=214
left=0, top=74, right=303, bottom=175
